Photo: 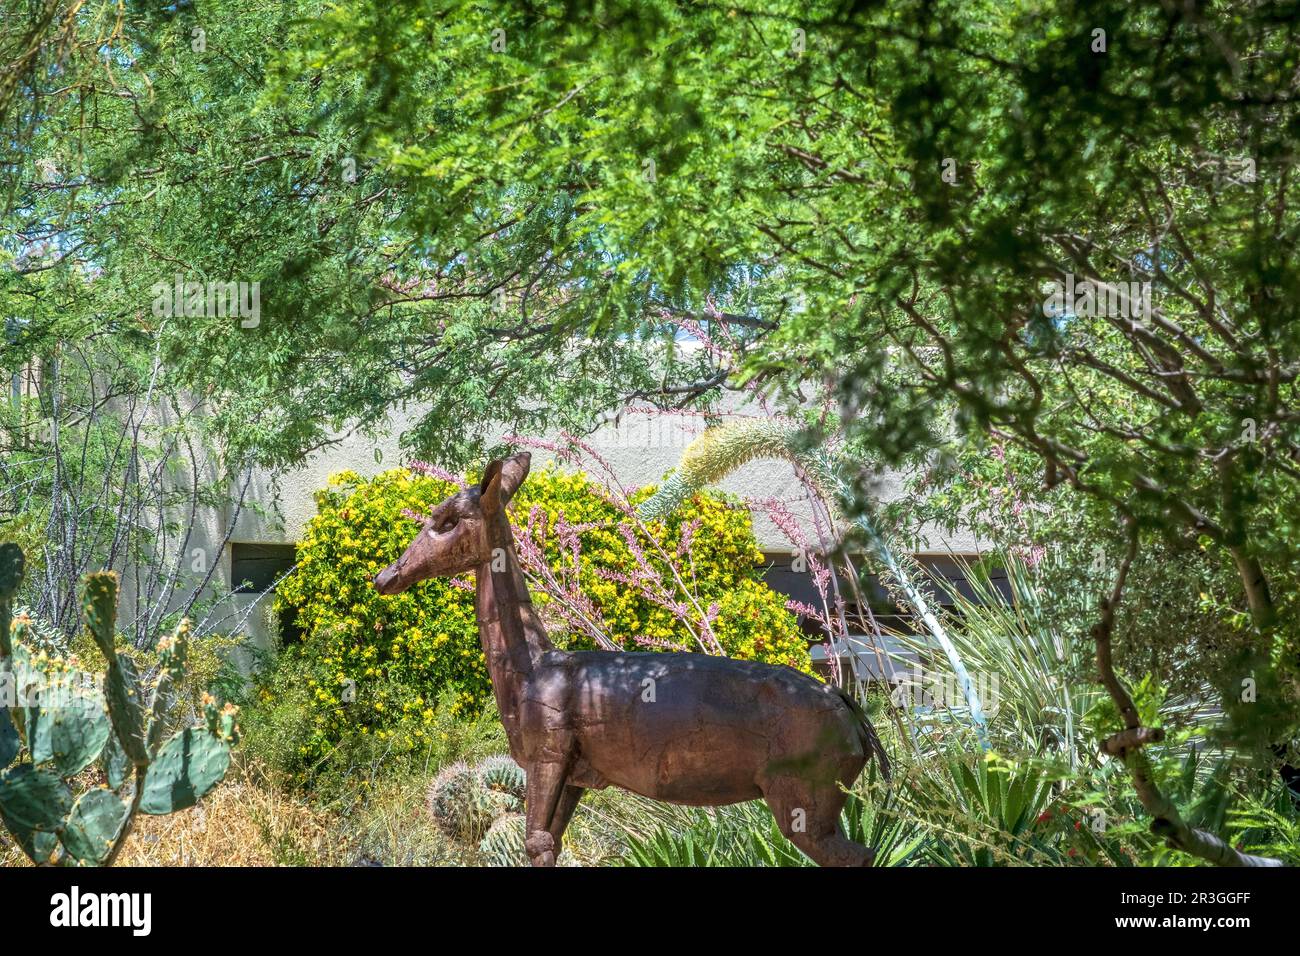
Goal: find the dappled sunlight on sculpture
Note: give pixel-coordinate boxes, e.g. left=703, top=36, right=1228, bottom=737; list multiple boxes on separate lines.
left=374, top=451, right=889, bottom=866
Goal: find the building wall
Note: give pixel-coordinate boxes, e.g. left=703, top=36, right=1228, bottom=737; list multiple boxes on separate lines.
left=197, top=401, right=981, bottom=649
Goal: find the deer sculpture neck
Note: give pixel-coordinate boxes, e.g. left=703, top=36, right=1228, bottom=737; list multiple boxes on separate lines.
left=474, top=510, right=552, bottom=754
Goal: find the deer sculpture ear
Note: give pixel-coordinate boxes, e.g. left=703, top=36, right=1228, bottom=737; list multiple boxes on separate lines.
left=479, top=451, right=531, bottom=515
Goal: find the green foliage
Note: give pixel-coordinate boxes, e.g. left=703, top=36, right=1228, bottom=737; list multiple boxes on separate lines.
left=1226, top=786, right=1300, bottom=866
left=2, top=0, right=701, bottom=472
left=876, top=554, right=1297, bottom=867
left=265, top=465, right=809, bottom=763
left=0, top=548, right=237, bottom=866
left=7, top=0, right=1298, bottom=868
left=617, top=794, right=920, bottom=868
left=272, top=0, right=1300, bottom=805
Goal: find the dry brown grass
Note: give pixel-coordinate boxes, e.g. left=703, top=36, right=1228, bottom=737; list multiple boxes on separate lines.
left=0, top=757, right=632, bottom=868
left=111, top=762, right=348, bottom=866
left=1, top=760, right=355, bottom=867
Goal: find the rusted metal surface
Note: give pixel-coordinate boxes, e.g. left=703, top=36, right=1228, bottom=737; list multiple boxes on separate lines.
left=375, top=452, right=887, bottom=865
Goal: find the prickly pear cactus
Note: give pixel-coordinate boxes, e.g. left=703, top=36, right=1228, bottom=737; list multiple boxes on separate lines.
left=479, top=812, right=527, bottom=866
left=0, top=545, right=238, bottom=866
left=1, top=542, right=25, bottom=772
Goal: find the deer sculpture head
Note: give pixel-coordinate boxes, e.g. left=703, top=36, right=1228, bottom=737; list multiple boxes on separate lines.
left=373, top=452, right=531, bottom=595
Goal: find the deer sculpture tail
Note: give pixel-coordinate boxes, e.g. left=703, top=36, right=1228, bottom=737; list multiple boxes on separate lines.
left=835, top=687, right=891, bottom=783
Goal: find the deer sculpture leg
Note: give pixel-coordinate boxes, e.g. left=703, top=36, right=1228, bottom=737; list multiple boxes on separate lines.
left=547, top=784, right=585, bottom=857
left=763, top=777, right=875, bottom=867
left=524, top=747, right=573, bottom=866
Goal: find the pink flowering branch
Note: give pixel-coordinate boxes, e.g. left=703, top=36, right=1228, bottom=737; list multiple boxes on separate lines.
left=514, top=506, right=620, bottom=651
left=503, top=433, right=728, bottom=652
left=408, top=459, right=467, bottom=489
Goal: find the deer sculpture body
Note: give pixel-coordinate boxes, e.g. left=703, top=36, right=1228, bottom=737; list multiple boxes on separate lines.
left=374, top=452, right=888, bottom=866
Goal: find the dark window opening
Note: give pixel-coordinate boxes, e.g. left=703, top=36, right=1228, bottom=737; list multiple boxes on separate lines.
left=760, top=552, right=1012, bottom=687
left=230, top=543, right=297, bottom=594
left=230, top=543, right=301, bottom=643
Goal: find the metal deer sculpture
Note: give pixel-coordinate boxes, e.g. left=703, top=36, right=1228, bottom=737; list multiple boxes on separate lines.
left=374, top=452, right=888, bottom=866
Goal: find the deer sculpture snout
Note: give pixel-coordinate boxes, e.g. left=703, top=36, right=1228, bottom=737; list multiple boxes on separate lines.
left=373, top=560, right=406, bottom=595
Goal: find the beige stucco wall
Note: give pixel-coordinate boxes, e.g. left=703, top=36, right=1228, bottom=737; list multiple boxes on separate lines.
left=194, top=399, right=979, bottom=649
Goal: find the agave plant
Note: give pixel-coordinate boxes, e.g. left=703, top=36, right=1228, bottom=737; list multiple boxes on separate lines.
left=617, top=792, right=922, bottom=867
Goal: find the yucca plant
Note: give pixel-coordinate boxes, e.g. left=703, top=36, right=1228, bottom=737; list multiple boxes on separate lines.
left=879, top=552, right=1286, bottom=866
left=889, top=554, right=1101, bottom=764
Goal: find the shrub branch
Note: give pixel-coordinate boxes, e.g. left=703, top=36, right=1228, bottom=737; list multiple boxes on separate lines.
left=1093, top=518, right=1281, bottom=867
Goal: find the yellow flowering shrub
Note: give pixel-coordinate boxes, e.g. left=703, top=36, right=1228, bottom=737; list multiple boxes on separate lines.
left=269, top=465, right=810, bottom=758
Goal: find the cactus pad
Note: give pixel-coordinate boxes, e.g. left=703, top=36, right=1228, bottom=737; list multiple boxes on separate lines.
left=81, top=572, right=119, bottom=659
left=139, top=727, right=231, bottom=815
left=0, top=764, right=72, bottom=862
left=100, top=729, right=130, bottom=790
left=0, top=541, right=23, bottom=602
left=0, top=707, right=18, bottom=768
left=104, top=652, right=149, bottom=767
left=0, top=541, right=20, bottom=660
left=61, top=788, right=129, bottom=864
left=40, top=684, right=111, bottom=777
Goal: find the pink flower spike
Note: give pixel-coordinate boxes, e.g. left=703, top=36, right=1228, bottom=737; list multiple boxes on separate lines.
left=408, top=459, right=466, bottom=489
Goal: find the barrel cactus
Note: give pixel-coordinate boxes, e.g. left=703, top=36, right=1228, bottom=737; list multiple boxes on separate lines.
left=426, top=761, right=501, bottom=841
left=479, top=812, right=527, bottom=866
left=0, top=542, right=237, bottom=866
left=427, top=755, right=527, bottom=843
left=477, top=754, right=525, bottom=808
